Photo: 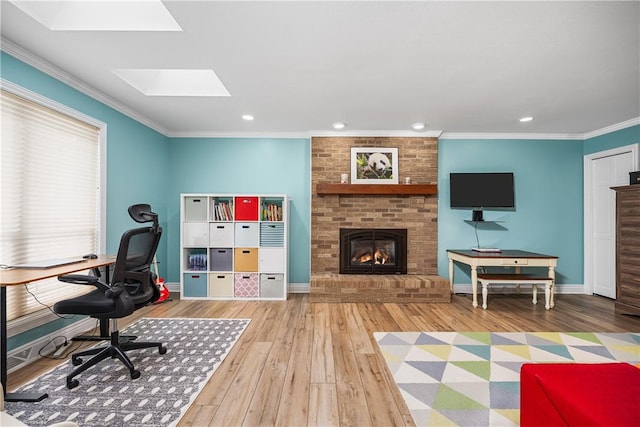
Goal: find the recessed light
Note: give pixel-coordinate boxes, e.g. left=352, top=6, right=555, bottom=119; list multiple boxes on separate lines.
left=9, top=0, right=182, bottom=31
left=242, top=115, right=254, bottom=121
left=332, top=122, right=346, bottom=130
left=519, top=116, right=534, bottom=122
left=113, top=69, right=230, bottom=97
left=412, top=122, right=426, bottom=131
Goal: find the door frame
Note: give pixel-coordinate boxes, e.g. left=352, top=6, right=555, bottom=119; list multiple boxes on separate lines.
left=583, top=143, right=639, bottom=295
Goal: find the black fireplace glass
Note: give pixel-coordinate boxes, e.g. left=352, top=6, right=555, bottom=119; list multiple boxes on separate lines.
left=340, top=228, right=407, bottom=274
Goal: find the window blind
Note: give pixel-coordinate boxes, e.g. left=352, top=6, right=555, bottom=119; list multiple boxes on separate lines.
left=1, top=89, right=101, bottom=322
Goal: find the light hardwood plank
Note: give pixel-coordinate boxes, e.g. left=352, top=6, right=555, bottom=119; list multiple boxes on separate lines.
left=308, top=383, right=339, bottom=427
left=210, top=341, right=272, bottom=426
left=332, top=332, right=371, bottom=426
left=275, top=309, right=313, bottom=427
left=6, top=292, right=640, bottom=427
left=311, top=303, right=335, bottom=383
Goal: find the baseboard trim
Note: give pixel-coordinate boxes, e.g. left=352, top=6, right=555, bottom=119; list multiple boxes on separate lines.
left=7, top=317, right=95, bottom=374
left=166, top=282, right=311, bottom=294
left=288, top=282, right=310, bottom=293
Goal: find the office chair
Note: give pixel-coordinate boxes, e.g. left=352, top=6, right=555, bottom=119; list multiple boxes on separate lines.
left=53, top=204, right=166, bottom=389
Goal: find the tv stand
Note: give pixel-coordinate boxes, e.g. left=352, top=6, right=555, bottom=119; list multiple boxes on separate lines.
left=447, top=249, right=558, bottom=308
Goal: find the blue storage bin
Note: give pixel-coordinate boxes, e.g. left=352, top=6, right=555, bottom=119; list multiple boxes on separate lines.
left=183, top=273, right=207, bottom=297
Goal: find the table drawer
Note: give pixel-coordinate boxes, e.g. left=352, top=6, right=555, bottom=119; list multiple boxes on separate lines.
left=500, top=258, right=529, bottom=266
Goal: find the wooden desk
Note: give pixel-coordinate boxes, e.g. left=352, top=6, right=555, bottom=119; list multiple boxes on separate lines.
left=0, top=255, right=115, bottom=402
left=447, top=249, right=558, bottom=308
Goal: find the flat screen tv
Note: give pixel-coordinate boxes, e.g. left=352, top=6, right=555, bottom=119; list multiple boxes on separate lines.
left=450, top=172, right=515, bottom=209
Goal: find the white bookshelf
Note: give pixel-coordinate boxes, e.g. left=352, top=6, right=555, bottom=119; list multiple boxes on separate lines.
left=180, top=194, right=288, bottom=300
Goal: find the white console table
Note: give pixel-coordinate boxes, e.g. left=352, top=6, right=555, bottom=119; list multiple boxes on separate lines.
left=447, top=249, right=558, bottom=308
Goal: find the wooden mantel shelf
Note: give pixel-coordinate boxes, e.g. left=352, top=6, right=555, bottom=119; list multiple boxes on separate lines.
left=316, top=183, right=437, bottom=196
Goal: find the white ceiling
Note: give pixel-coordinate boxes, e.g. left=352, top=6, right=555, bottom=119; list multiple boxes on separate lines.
left=1, top=1, right=639, bottom=138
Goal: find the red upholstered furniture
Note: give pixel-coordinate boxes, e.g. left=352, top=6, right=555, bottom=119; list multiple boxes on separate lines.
left=521, top=363, right=640, bottom=427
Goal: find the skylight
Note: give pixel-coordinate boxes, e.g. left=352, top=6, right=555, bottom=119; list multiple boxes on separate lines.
left=9, top=0, right=182, bottom=31
left=114, top=69, right=231, bottom=97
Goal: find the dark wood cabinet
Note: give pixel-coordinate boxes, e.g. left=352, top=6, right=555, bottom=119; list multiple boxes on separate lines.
left=613, top=185, right=640, bottom=315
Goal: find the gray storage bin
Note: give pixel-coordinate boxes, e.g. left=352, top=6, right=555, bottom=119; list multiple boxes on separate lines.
left=260, top=273, right=285, bottom=298
left=210, top=248, right=233, bottom=271
left=184, top=197, right=208, bottom=222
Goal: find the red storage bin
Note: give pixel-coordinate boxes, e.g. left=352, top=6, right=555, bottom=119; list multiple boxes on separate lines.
left=520, top=363, right=640, bottom=427
left=234, top=196, right=259, bottom=221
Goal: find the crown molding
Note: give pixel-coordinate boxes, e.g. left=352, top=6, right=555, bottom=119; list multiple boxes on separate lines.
left=582, top=117, right=640, bottom=140
left=168, top=130, right=444, bottom=139
left=166, top=131, right=311, bottom=139
left=439, top=132, right=582, bottom=140
left=440, top=118, right=640, bottom=141
left=1, top=37, right=169, bottom=136
left=309, top=130, right=444, bottom=138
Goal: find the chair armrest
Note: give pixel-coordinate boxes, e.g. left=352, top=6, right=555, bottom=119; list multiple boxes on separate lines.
left=58, top=274, right=112, bottom=294
left=58, top=274, right=99, bottom=286
left=105, top=283, right=125, bottom=299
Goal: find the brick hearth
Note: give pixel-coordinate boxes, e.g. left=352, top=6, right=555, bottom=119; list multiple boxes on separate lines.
left=310, top=274, right=450, bottom=303
left=310, top=136, right=450, bottom=303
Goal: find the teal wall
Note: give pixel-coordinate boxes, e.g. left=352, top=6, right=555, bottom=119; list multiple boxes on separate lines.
left=2, top=48, right=639, bottom=351
left=0, top=52, right=170, bottom=254
left=166, top=137, right=311, bottom=284
left=1, top=52, right=169, bottom=349
left=583, top=125, right=640, bottom=155
left=438, top=139, right=584, bottom=285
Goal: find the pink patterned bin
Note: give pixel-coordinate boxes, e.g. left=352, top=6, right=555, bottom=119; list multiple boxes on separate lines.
left=234, top=273, right=259, bottom=297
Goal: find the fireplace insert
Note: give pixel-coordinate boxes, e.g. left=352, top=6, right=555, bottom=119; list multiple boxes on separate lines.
left=339, top=228, right=407, bottom=274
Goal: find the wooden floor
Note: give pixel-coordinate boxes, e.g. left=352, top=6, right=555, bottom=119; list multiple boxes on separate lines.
left=8, top=293, right=640, bottom=426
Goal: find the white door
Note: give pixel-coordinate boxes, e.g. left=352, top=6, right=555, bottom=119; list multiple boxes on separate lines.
left=586, top=146, right=637, bottom=298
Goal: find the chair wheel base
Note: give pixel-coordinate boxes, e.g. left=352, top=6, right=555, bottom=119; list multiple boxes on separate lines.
left=159, top=346, right=167, bottom=355
left=131, top=370, right=141, bottom=380
left=72, top=357, right=83, bottom=366
left=67, top=379, right=79, bottom=389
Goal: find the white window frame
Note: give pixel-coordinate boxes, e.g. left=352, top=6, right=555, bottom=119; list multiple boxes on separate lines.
left=1, top=79, right=107, bottom=335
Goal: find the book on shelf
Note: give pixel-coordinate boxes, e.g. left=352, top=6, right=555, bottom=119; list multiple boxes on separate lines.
left=262, top=203, right=282, bottom=221
left=213, top=201, right=233, bottom=221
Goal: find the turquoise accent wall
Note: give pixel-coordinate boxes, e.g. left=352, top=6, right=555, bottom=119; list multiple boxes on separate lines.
left=1, top=52, right=169, bottom=349
left=1, top=52, right=170, bottom=257
left=583, top=124, right=640, bottom=155
left=438, top=138, right=584, bottom=286
left=3, top=48, right=638, bottom=353
left=166, top=138, right=311, bottom=284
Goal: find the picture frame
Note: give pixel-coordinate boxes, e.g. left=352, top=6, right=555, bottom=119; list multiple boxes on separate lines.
left=350, top=147, right=399, bottom=184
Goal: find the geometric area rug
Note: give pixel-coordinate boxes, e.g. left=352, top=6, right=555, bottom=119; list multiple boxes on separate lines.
left=5, top=318, right=250, bottom=427
left=374, top=332, right=640, bottom=427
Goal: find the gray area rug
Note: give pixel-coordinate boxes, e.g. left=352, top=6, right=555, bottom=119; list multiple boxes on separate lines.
left=5, top=317, right=250, bottom=426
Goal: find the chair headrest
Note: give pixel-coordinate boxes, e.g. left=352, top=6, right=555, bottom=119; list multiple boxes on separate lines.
left=128, top=204, right=158, bottom=224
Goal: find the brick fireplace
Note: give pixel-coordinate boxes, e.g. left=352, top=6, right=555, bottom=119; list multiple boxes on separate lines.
left=310, top=136, right=450, bottom=303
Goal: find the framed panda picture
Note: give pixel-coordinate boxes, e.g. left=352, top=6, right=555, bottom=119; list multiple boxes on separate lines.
left=350, top=147, right=398, bottom=184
